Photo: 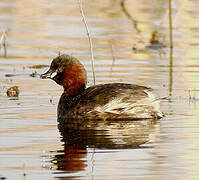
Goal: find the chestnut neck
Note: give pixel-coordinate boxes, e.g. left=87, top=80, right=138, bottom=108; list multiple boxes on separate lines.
left=61, top=62, right=87, bottom=96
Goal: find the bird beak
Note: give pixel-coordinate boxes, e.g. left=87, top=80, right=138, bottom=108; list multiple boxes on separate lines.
left=40, top=69, right=54, bottom=79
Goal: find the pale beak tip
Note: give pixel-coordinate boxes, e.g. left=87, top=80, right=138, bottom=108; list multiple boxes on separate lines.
left=40, top=71, right=52, bottom=79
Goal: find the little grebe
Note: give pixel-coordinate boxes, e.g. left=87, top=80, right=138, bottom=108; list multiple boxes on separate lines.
left=41, top=54, right=163, bottom=121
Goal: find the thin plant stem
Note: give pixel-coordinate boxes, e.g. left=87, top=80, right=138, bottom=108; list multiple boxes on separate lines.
left=169, top=0, right=173, bottom=97
left=23, top=163, right=27, bottom=176
left=120, top=0, right=140, bottom=33
left=109, top=43, right=116, bottom=76
left=0, top=31, right=7, bottom=57
left=78, top=0, right=96, bottom=85
left=169, top=0, right=173, bottom=50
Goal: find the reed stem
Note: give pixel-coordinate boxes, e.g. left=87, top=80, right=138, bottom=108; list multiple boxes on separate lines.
left=169, top=0, right=173, bottom=97
left=78, top=0, right=96, bottom=85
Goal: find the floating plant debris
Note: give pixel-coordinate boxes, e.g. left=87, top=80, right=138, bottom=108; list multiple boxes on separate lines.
left=5, top=74, right=16, bottom=77
left=6, top=86, right=19, bottom=97
left=28, top=64, right=49, bottom=69
left=30, top=71, right=40, bottom=77
left=146, top=31, right=166, bottom=49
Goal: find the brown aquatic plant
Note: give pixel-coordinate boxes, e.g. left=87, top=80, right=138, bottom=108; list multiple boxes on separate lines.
left=28, top=64, right=49, bottom=69
left=120, top=0, right=141, bottom=33
left=6, top=86, right=19, bottom=97
left=150, top=31, right=160, bottom=45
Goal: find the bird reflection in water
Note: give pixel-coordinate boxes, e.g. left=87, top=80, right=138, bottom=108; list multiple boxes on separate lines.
left=50, top=118, right=160, bottom=174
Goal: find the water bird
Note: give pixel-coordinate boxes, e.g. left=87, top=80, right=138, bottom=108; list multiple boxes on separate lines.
left=41, top=54, right=163, bottom=121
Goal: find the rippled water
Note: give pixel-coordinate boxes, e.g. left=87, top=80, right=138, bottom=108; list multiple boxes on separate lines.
left=0, top=0, right=199, bottom=179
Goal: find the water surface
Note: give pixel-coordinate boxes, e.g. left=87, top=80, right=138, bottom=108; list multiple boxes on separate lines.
left=0, top=0, right=199, bottom=179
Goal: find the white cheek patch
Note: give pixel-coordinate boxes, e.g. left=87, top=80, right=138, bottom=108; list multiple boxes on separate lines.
left=50, top=72, right=57, bottom=78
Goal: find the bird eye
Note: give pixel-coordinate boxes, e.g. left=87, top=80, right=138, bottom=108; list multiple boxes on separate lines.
left=50, top=61, right=58, bottom=70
